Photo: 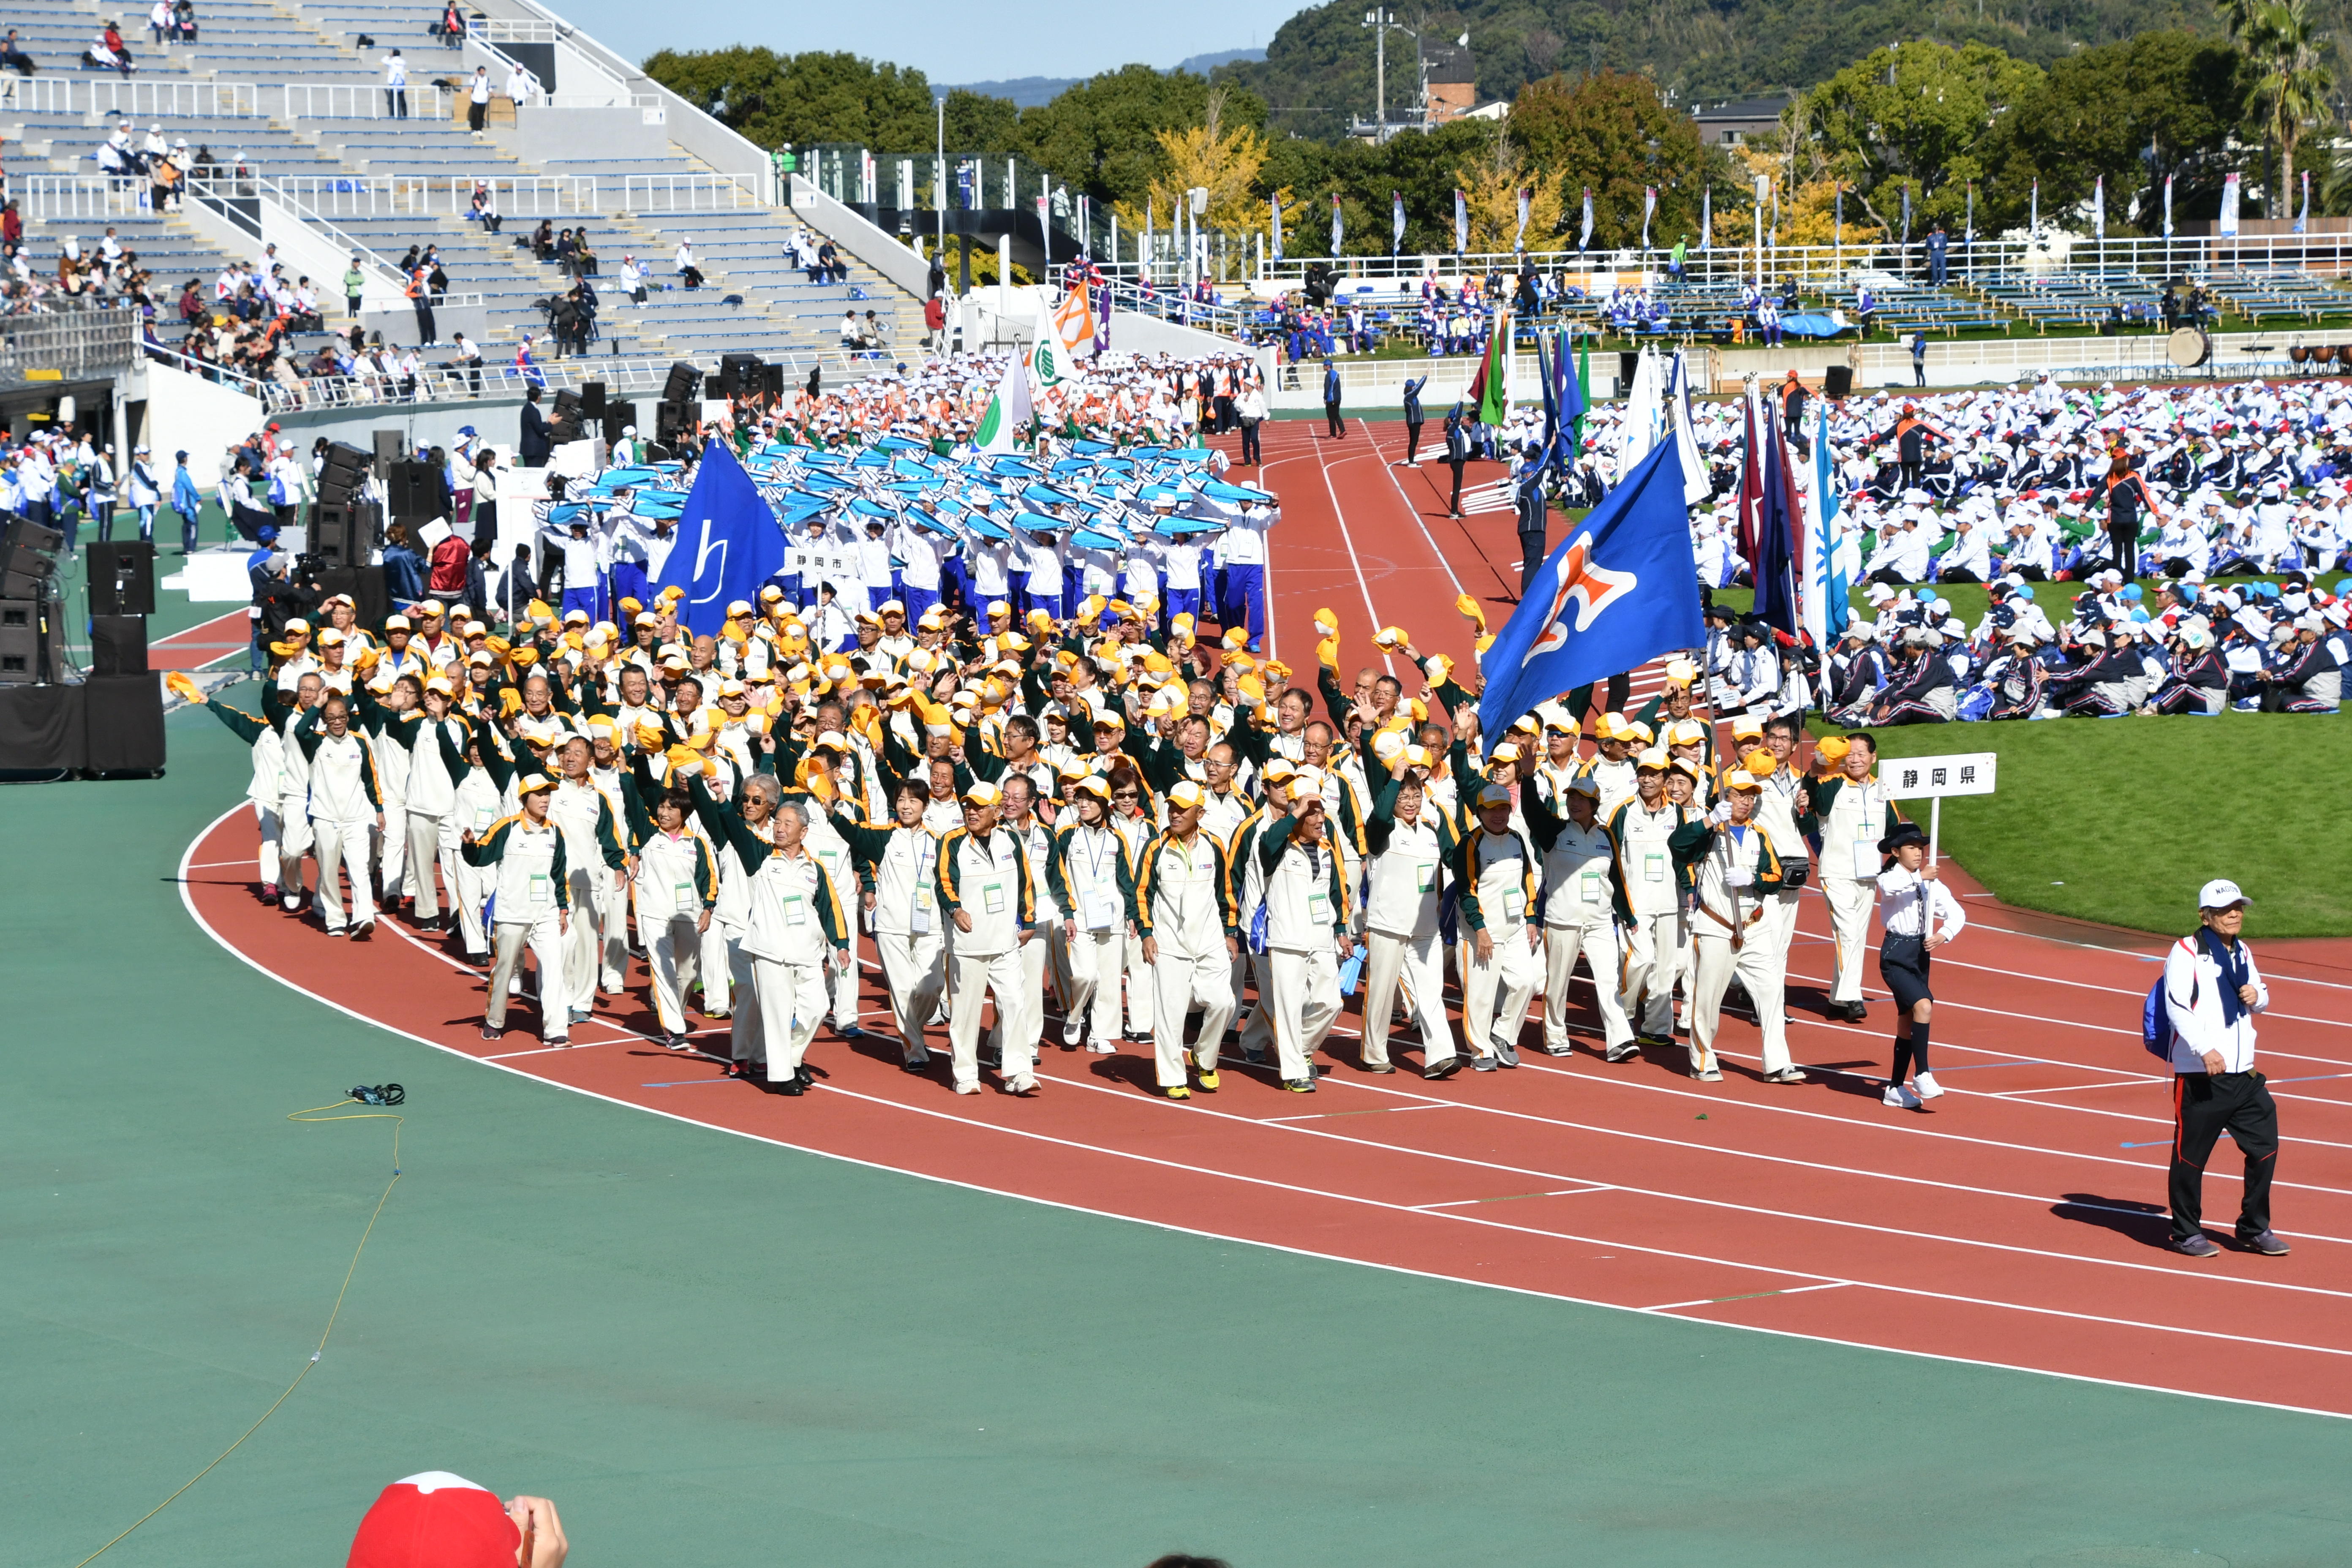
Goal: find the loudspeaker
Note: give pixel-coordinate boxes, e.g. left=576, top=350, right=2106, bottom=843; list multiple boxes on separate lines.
left=313, top=501, right=371, bottom=569
left=761, top=362, right=785, bottom=400
left=717, top=352, right=762, bottom=398
left=387, top=462, right=438, bottom=524
left=654, top=399, right=691, bottom=443
left=602, top=401, right=637, bottom=447
left=0, top=514, right=64, bottom=600
left=553, top=387, right=582, bottom=418
left=319, top=441, right=372, bottom=505
left=1824, top=363, right=1854, bottom=397
left=1618, top=351, right=1641, bottom=387
left=581, top=381, right=607, bottom=419
left=317, top=565, right=390, bottom=630
left=84, top=672, right=166, bottom=774
left=86, top=541, right=156, bottom=617
left=663, top=361, right=702, bottom=403
left=0, top=597, right=64, bottom=684
left=372, top=428, right=406, bottom=479
left=91, top=614, right=147, bottom=675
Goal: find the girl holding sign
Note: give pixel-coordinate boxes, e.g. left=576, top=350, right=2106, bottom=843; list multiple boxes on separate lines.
left=1873, top=822, right=1966, bottom=1109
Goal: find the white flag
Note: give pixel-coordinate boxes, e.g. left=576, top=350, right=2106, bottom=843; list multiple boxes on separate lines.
left=1029, top=296, right=1078, bottom=395
left=1579, top=188, right=1592, bottom=250
left=2219, top=173, right=2241, bottom=238
left=975, top=347, right=1032, bottom=453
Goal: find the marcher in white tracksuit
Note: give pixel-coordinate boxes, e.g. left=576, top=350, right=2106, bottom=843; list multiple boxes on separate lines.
left=1254, top=775, right=1352, bottom=1092
left=1608, top=753, right=1697, bottom=1042
left=1457, top=781, right=1544, bottom=1069
left=291, top=694, right=385, bottom=936
left=1806, top=734, right=1905, bottom=1024
left=631, top=786, right=721, bottom=1049
left=698, top=769, right=781, bottom=1070
left=1357, top=764, right=1461, bottom=1078
left=1671, top=769, right=1802, bottom=1083
left=541, top=738, right=632, bottom=1026
left=938, top=781, right=1041, bottom=1096
left=463, top=776, right=572, bottom=1043
left=275, top=672, right=325, bottom=911
left=435, top=715, right=504, bottom=960
left=191, top=686, right=290, bottom=900
left=693, top=775, right=852, bottom=1092
left=1048, top=775, right=1135, bottom=1054
left=1132, top=780, right=1240, bottom=1098
left=1522, top=773, right=1636, bottom=1060
left=991, top=775, right=1058, bottom=1064
left=378, top=678, right=466, bottom=931
left=829, top=773, right=947, bottom=1070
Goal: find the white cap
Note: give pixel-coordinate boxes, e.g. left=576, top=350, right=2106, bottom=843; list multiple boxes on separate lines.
left=2197, top=878, right=2250, bottom=910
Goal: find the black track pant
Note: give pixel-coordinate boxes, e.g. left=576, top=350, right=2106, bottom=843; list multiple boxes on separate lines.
left=2168, top=1070, right=2278, bottom=1241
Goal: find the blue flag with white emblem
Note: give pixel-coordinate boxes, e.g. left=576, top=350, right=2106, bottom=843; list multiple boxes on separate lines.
left=651, top=439, right=785, bottom=637
left=1476, top=441, right=1705, bottom=740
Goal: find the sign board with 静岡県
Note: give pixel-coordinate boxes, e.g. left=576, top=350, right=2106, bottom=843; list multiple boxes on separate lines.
left=1881, top=752, right=1997, bottom=799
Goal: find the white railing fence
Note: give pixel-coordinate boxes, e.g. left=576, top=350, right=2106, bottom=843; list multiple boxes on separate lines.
left=0, top=76, right=258, bottom=117
left=619, top=173, right=759, bottom=213
left=15, top=174, right=143, bottom=222
left=228, top=173, right=600, bottom=220
left=282, top=82, right=452, bottom=122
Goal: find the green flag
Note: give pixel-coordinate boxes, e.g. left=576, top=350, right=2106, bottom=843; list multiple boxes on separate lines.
left=1468, top=306, right=1511, bottom=427
left=975, top=345, right=1032, bottom=453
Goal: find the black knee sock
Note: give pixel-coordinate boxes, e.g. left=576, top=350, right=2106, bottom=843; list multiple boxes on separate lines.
left=1908, top=1018, right=1931, bottom=1075
left=1889, top=1034, right=1913, bottom=1086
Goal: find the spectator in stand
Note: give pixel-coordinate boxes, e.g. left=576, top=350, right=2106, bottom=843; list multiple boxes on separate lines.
left=381, top=48, right=408, bottom=118
left=0, top=29, right=36, bottom=75
left=84, top=24, right=136, bottom=76
left=468, top=181, right=501, bottom=234
left=673, top=236, right=702, bottom=290
left=436, top=0, right=465, bottom=47
left=148, top=0, right=169, bottom=43
left=466, top=65, right=492, bottom=136
left=619, top=253, right=645, bottom=305
left=504, top=59, right=534, bottom=107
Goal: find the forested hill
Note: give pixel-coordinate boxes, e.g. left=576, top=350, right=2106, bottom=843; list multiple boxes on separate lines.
left=1216, top=0, right=2258, bottom=138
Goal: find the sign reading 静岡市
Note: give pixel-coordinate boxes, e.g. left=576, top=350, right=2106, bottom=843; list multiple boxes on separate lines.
left=1881, top=752, right=1997, bottom=799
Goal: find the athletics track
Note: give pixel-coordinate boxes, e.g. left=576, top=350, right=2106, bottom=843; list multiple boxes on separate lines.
left=175, top=418, right=2352, bottom=1424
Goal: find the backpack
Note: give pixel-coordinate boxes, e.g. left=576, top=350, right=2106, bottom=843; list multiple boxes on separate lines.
left=2140, top=939, right=2198, bottom=1060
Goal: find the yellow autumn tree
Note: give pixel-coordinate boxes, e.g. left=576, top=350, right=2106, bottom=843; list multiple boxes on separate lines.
left=1116, top=87, right=1271, bottom=239
left=1453, top=137, right=1566, bottom=253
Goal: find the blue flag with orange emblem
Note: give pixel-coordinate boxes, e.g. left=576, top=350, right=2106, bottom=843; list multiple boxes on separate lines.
left=1476, top=441, right=1705, bottom=740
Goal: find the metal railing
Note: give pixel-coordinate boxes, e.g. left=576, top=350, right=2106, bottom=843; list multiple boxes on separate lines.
left=471, top=18, right=562, bottom=42
left=0, top=75, right=259, bottom=117
left=143, top=338, right=270, bottom=392
left=0, top=311, right=138, bottom=384
left=14, top=174, right=144, bottom=222
left=228, top=172, right=602, bottom=219
left=619, top=173, right=759, bottom=212
left=240, top=353, right=810, bottom=414
left=1250, top=234, right=2352, bottom=290
left=282, top=82, right=453, bottom=121
left=1107, top=278, right=1245, bottom=334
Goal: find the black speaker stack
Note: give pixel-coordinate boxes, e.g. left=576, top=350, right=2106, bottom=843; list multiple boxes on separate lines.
left=550, top=386, right=585, bottom=445
left=655, top=360, right=702, bottom=449
left=87, top=541, right=155, bottom=617
left=601, top=400, right=638, bottom=448
left=0, top=516, right=65, bottom=686
left=1823, top=363, right=1854, bottom=397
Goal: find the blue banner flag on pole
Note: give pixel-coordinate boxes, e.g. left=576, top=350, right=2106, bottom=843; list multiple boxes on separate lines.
left=651, top=438, right=786, bottom=637
left=1751, top=412, right=1801, bottom=635
left=1476, top=441, right=1704, bottom=740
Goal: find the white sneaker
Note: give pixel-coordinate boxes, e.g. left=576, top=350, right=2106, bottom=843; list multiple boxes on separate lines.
left=953, top=1082, right=981, bottom=1095
left=1913, top=1071, right=1944, bottom=1100
left=1883, top=1083, right=1922, bottom=1109
left=1007, top=1073, right=1040, bottom=1096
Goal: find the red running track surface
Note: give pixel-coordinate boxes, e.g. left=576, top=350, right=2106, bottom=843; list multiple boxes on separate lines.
left=176, top=416, right=2352, bottom=1418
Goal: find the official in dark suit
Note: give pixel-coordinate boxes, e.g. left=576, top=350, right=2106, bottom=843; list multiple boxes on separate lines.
left=519, top=384, right=553, bottom=468
left=1443, top=404, right=1469, bottom=516
left=1515, top=444, right=1549, bottom=596
left=1322, top=357, right=1343, bottom=439
left=1400, top=373, right=1426, bottom=466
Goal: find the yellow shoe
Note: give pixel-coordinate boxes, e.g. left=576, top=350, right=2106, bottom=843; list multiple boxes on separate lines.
left=1162, top=1084, right=1191, bottom=1100
left=1196, top=1070, right=1221, bottom=1092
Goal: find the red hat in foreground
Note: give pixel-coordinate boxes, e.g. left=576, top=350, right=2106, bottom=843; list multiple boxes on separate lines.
left=347, top=1472, right=517, bottom=1568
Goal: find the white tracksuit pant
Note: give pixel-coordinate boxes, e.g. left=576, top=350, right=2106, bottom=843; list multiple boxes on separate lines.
left=751, top=954, right=830, bottom=1082
left=1359, top=926, right=1453, bottom=1068
left=403, top=811, right=444, bottom=918
left=1544, top=915, right=1633, bottom=1051
left=447, top=834, right=488, bottom=957
left=375, top=809, right=404, bottom=902
left=278, top=794, right=314, bottom=904
left=253, top=801, right=281, bottom=884
left=644, top=911, right=700, bottom=1036
left=487, top=914, right=569, bottom=1041
left=1462, top=927, right=1543, bottom=1057
left=696, top=920, right=733, bottom=1015
left=1688, top=926, right=1792, bottom=1075
left=877, top=930, right=947, bottom=1062
left=562, top=868, right=608, bottom=1009
left=1123, top=928, right=1154, bottom=1034
left=724, top=934, right=760, bottom=1064
left=1266, top=946, right=1340, bottom=1083
left=1619, top=908, right=1687, bottom=1037
left=1822, top=876, right=1875, bottom=1004
left=986, top=937, right=1048, bottom=1060
left=950, top=945, right=1032, bottom=1090
left=599, top=878, right=630, bottom=990
left=310, top=815, right=376, bottom=931
left=830, top=926, right=863, bottom=1030
left=1151, top=944, right=1237, bottom=1086
left=1063, top=924, right=1126, bottom=1048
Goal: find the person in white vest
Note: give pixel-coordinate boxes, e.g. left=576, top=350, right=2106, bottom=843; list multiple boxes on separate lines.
left=1457, top=782, right=1543, bottom=1070
left=1671, top=770, right=1803, bottom=1084
left=828, top=774, right=947, bottom=1072
left=1521, top=773, right=1635, bottom=1060
left=1805, top=732, right=1905, bottom=1024
left=1357, top=760, right=1460, bottom=1078
left=463, top=775, right=571, bottom=1043
left=1048, top=775, right=1135, bottom=1055
left=291, top=693, right=385, bottom=938
left=1133, top=780, right=1240, bottom=1100
left=690, top=773, right=851, bottom=1094
left=1253, top=770, right=1352, bottom=1093
left=937, top=781, right=1040, bottom=1096
left=1607, top=750, right=1695, bottom=1044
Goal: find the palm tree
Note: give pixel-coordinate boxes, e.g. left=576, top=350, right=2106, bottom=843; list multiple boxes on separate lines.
left=2245, top=0, right=2334, bottom=218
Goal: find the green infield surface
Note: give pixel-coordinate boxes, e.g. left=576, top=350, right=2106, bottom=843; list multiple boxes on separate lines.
left=9, top=706, right=2352, bottom=1568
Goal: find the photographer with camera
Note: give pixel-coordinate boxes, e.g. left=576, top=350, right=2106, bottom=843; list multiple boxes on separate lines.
left=248, top=536, right=322, bottom=673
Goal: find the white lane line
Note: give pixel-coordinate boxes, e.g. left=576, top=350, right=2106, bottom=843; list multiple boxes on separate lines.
left=1306, top=428, right=1395, bottom=676
left=172, top=804, right=2352, bottom=1424
left=1643, top=1281, right=1853, bottom=1313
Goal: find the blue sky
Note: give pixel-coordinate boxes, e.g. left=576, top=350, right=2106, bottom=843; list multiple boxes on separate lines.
left=553, top=0, right=1303, bottom=84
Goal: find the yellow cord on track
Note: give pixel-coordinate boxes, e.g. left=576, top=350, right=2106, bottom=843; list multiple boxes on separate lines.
left=69, top=1098, right=404, bottom=1568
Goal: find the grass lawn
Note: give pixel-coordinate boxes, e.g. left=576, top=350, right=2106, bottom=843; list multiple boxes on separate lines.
left=1854, top=715, right=2352, bottom=937
left=1707, top=578, right=2346, bottom=936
